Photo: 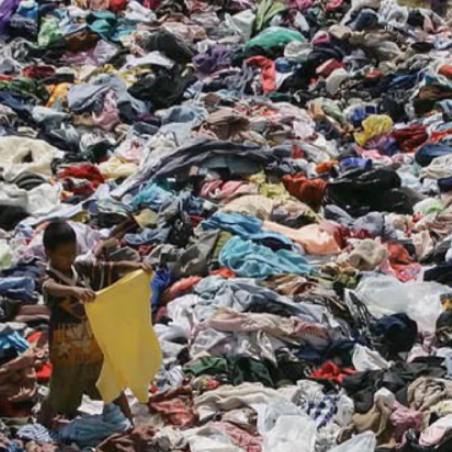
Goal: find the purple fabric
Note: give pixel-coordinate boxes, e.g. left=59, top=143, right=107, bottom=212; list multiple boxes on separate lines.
left=0, top=0, right=21, bottom=34
left=193, top=46, right=231, bottom=75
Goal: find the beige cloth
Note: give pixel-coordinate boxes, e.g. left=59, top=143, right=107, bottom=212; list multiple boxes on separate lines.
left=407, top=378, right=452, bottom=412
left=221, top=195, right=274, bottom=220
left=348, top=239, right=388, bottom=271
left=0, top=136, right=64, bottom=181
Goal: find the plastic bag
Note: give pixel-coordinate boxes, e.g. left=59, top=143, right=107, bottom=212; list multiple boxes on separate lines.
left=354, top=275, right=447, bottom=332
left=328, top=431, right=376, bottom=452
left=262, top=414, right=316, bottom=452
left=352, top=344, right=390, bottom=371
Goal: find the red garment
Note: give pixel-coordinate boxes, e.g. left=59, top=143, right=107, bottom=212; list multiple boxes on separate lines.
left=109, top=0, right=127, bottom=12
left=148, top=386, right=198, bottom=428
left=138, top=245, right=155, bottom=256
left=59, top=164, right=105, bottom=187
left=392, top=124, right=428, bottom=153
left=190, top=216, right=204, bottom=227
left=325, top=0, right=344, bottom=11
left=387, top=243, right=422, bottom=282
left=316, top=160, right=337, bottom=175
left=439, top=65, right=452, bottom=79
left=310, top=362, right=355, bottom=384
left=387, top=243, right=414, bottom=265
left=161, top=277, right=202, bottom=304
left=27, top=332, right=52, bottom=383
left=428, top=128, right=452, bottom=143
left=316, top=59, right=344, bottom=78
left=282, top=174, right=328, bottom=211
left=22, top=65, right=56, bottom=79
left=245, top=56, right=276, bottom=93
left=210, top=269, right=237, bottom=278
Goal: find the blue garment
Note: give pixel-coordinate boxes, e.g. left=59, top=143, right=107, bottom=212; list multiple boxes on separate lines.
left=439, top=177, right=452, bottom=193
left=0, top=331, right=29, bottom=356
left=444, top=355, right=452, bottom=380
left=124, top=227, right=170, bottom=246
left=59, top=404, right=131, bottom=448
left=202, top=212, right=262, bottom=236
left=0, top=276, right=36, bottom=302
left=201, top=212, right=294, bottom=249
left=415, top=142, right=452, bottom=167
left=219, top=236, right=312, bottom=279
left=151, top=269, right=173, bottom=314
left=17, top=424, right=56, bottom=444
left=306, top=394, right=340, bottom=428
left=340, top=157, right=372, bottom=171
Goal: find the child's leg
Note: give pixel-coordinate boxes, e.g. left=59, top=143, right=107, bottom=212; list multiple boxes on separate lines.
left=37, top=399, right=56, bottom=429
left=114, top=392, right=134, bottom=425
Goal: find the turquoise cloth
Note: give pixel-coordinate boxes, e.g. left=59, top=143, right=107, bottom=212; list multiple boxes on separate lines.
left=219, top=236, right=311, bottom=278
left=246, top=26, right=305, bottom=50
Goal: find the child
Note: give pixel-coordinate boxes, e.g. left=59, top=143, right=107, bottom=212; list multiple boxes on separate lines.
left=38, top=220, right=151, bottom=427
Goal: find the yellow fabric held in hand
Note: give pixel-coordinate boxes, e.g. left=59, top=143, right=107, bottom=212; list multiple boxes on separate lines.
left=85, top=270, right=162, bottom=404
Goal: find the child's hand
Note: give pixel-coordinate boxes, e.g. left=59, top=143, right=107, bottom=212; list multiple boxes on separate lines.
left=141, top=262, right=153, bottom=273
left=72, top=287, right=96, bottom=303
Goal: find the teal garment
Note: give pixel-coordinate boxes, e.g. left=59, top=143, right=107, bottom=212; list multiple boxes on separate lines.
left=219, top=236, right=311, bottom=278
left=86, top=12, right=134, bottom=42
left=246, top=26, right=305, bottom=50
left=132, top=183, right=175, bottom=210
left=86, top=11, right=118, bottom=41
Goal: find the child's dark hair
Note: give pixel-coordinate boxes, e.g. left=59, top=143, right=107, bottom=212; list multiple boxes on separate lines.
left=43, top=221, right=76, bottom=251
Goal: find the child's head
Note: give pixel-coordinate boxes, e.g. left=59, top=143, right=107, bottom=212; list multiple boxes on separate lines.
left=43, top=221, right=77, bottom=272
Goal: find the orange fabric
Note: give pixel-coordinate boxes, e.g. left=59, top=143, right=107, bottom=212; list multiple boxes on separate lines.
left=282, top=174, right=328, bottom=211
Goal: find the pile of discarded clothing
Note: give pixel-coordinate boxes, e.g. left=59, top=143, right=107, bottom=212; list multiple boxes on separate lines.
left=3, top=0, right=452, bottom=450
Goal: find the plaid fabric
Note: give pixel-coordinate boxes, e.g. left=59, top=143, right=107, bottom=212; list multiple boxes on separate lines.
left=306, top=394, right=340, bottom=428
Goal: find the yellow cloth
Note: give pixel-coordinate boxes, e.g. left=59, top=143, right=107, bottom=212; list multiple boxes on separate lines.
left=85, top=270, right=162, bottom=403
left=354, top=114, right=393, bottom=147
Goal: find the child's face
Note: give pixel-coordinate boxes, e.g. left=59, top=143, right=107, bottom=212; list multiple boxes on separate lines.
left=46, top=242, right=77, bottom=272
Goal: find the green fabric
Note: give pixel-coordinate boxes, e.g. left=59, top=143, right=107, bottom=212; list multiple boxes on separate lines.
left=0, top=78, right=50, bottom=102
left=255, top=0, right=285, bottom=31
left=246, top=26, right=305, bottom=50
left=38, top=17, right=63, bottom=48
left=210, top=231, right=233, bottom=269
left=184, top=356, right=229, bottom=382
left=229, top=356, right=274, bottom=387
left=184, top=356, right=274, bottom=387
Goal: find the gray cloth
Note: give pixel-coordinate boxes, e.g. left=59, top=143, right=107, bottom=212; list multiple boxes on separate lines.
left=147, top=229, right=220, bottom=278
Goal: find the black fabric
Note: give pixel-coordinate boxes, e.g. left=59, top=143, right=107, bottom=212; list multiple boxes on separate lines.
left=141, top=30, right=195, bottom=64
left=326, top=167, right=418, bottom=216
left=372, top=313, right=418, bottom=355
left=0, top=205, right=29, bottom=231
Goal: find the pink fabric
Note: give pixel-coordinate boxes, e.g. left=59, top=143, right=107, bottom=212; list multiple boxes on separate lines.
left=390, top=401, right=423, bottom=442
left=419, top=414, right=452, bottom=447
left=199, top=180, right=258, bottom=202
left=201, top=308, right=330, bottom=348
left=311, top=31, right=330, bottom=45
left=209, top=422, right=262, bottom=452
left=93, top=91, right=120, bottom=131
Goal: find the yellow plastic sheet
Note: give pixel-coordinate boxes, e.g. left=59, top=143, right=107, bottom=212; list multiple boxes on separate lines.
left=85, top=270, right=162, bottom=403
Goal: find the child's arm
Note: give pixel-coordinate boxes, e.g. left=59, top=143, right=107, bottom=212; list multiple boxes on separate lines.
left=43, top=279, right=96, bottom=303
